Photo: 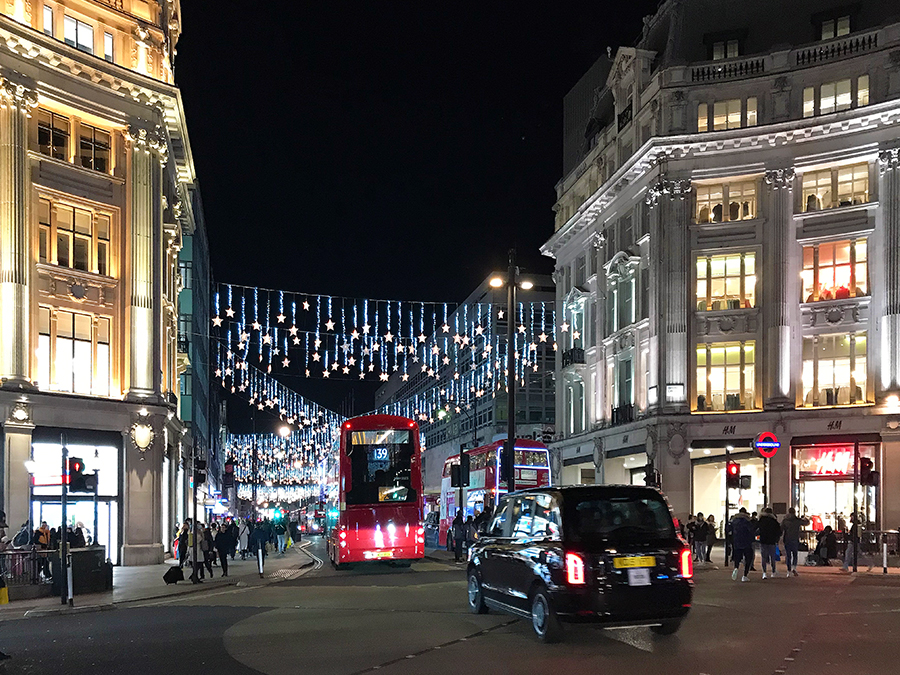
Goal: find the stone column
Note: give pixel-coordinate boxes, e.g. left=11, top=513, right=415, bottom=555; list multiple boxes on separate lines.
left=3, top=402, right=34, bottom=529
left=879, top=148, right=900, bottom=397
left=647, top=175, right=692, bottom=412
left=125, top=124, right=167, bottom=400
left=121, top=413, right=164, bottom=565
left=0, top=77, right=38, bottom=388
left=764, top=168, right=796, bottom=407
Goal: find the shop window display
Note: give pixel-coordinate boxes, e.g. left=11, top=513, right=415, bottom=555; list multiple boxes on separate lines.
left=696, top=252, right=756, bottom=311
left=695, top=341, right=756, bottom=412
left=801, top=238, right=867, bottom=302
left=801, top=332, right=867, bottom=407
left=794, top=444, right=877, bottom=533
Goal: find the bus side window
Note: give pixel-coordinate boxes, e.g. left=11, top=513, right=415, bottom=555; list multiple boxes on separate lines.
left=488, top=498, right=512, bottom=537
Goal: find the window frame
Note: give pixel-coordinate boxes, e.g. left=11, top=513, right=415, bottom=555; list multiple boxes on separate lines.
left=78, top=122, right=111, bottom=173
left=43, top=4, right=53, bottom=36
left=697, top=98, right=757, bottom=133
left=801, top=332, right=867, bottom=407
left=38, top=196, right=115, bottom=277
left=800, top=237, right=867, bottom=303
left=800, top=163, right=870, bottom=212
left=695, top=341, right=757, bottom=412
left=802, top=76, right=870, bottom=118
left=695, top=179, right=759, bottom=224
left=38, top=307, right=112, bottom=396
left=63, top=15, right=94, bottom=55
left=37, top=109, right=70, bottom=162
left=696, top=251, right=757, bottom=311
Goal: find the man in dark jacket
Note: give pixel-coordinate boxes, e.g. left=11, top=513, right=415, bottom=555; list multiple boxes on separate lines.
left=214, top=525, right=232, bottom=577
left=757, top=508, right=781, bottom=578
left=781, top=508, right=809, bottom=576
left=730, top=508, right=757, bottom=582
left=451, top=511, right=465, bottom=563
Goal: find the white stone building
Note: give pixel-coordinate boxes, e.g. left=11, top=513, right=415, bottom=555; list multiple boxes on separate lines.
left=542, top=0, right=900, bottom=532
left=0, top=0, right=203, bottom=564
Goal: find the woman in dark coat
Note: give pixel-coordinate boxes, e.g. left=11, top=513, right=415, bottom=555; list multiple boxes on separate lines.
left=816, top=526, right=838, bottom=565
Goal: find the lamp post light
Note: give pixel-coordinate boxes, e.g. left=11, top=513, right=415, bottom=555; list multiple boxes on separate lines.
left=489, top=249, right=533, bottom=495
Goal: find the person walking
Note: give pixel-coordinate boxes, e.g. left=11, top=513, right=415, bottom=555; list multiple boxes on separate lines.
left=705, top=515, right=717, bottom=563
left=686, top=515, right=697, bottom=560
left=214, top=525, right=231, bottom=577
left=227, top=519, right=239, bottom=560
left=693, top=513, right=708, bottom=563
left=250, top=521, right=268, bottom=578
left=757, top=507, right=781, bottom=579
left=275, top=520, right=287, bottom=554
left=177, top=521, right=190, bottom=569
left=781, top=508, right=809, bottom=576
left=238, top=519, right=251, bottom=560
left=842, top=513, right=872, bottom=572
left=464, top=515, right=477, bottom=555
left=730, top=508, right=756, bottom=582
left=451, top=511, right=465, bottom=563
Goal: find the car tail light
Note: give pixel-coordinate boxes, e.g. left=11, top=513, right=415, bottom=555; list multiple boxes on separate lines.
left=679, top=548, right=693, bottom=578
left=417, top=527, right=424, bottom=536
left=566, top=552, right=586, bottom=585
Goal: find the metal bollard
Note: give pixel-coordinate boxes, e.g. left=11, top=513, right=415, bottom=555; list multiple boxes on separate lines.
left=884, top=533, right=889, bottom=575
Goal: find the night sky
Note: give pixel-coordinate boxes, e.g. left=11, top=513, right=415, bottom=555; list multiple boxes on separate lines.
left=174, top=2, right=658, bottom=422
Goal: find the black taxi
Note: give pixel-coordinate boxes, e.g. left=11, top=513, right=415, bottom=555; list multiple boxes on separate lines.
left=466, top=485, right=693, bottom=642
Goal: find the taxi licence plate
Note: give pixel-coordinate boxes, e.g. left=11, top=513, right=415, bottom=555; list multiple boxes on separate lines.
left=613, top=555, right=655, bottom=569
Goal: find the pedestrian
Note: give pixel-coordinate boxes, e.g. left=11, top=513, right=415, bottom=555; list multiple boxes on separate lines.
left=203, top=525, right=215, bottom=574
left=238, top=519, right=250, bottom=560
left=465, top=515, right=477, bottom=554
left=227, top=519, right=239, bottom=560
left=177, top=521, right=190, bottom=568
left=693, top=513, right=708, bottom=563
left=730, top=507, right=756, bottom=582
left=451, top=511, right=465, bottom=563
left=275, top=520, right=287, bottom=554
left=686, top=515, right=697, bottom=558
left=36, top=521, right=51, bottom=549
left=249, top=521, right=268, bottom=577
left=214, top=525, right=231, bottom=577
left=842, top=513, right=872, bottom=572
left=72, top=525, right=86, bottom=549
left=757, top=507, right=781, bottom=579
left=705, top=515, right=716, bottom=563
left=780, top=507, right=809, bottom=576
left=815, top=526, right=837, bottom=565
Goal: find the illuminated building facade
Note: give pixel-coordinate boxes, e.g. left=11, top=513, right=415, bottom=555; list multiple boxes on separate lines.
left=543, top=1, right=900, bottom=532
left=0, top=0, right=206, bottom=564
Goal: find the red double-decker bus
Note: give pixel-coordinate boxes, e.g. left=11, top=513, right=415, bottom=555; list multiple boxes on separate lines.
left=325, top=414, right=424, bottom=566
left=439, top=438, right=551, bottom=547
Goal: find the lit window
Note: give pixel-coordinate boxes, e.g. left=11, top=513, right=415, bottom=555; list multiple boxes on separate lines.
left=802, top=333, right=866, bottom=407
left=79, top=123, right=111, bottom=173
left=805, top=77, right=870, bottom=117
left=712, top=39, right=739, bottom=61
left=40, top=197, right=114, bottom=276
left=821, top=15, right=850, bottom=41
left=44, top=309, right=111, bottom=396
left=695, top=180, right=757, bottom=223
left=803, top=87, right=815, bottom=118
left=713, top=99, right=742, bottom=131
left=37, top=307, right=51, bottom=389
left=696, top=341, right=756, bottom=411
left=104, top=31, right=114, bottom=63
left=64, top=16, right=93, bottom=55
left=696, top=252, right=756, bottom=311
left=38, top=199, right=51, bottom=264
left=821, top=79, right=851, bottom=115
left=801, top=163, right=868, bottom=212
left=746, top=98, right=757, bottom=126
left=43, top=5, right=53, bottom=36
left=37, top=109, right=69, bottom=161
left=96, top=214, right=110, bottom=276
left=697, top=103, right=708, bottom=132
left=857, top=74, right=869, bottom=106
left=801, top=238, right=867, bottom=303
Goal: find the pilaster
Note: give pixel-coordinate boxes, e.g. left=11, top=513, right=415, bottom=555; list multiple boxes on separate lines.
left=878, top=148, right=900, bottom=396
left=764, top=168, right=796, bottom=407
left=2, top=401, right=34, bottom=529
left=0, top=76, right=38, bottom=388
left=125, top=123, right=167, bottom=400
left=121, top=411, right=164, bottom=565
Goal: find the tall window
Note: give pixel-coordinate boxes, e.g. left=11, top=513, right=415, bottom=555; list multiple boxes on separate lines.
left=697, top=99, right=756, bottom=133
left=37, top=109, right=69, bottom=161
left=79, top=124, right=111, bottom=173
left=696, top=252, right=756, bottom=310
left=801, top=163, right=869, bottom=212
left=615, top=358, right=633, bottom=407
left=801, top=238, right=867, bottom=302
left=63, top=16, right=93, bottom=54
left=39, top=197, right=114, bottom=275
left=696, top=341, right=756, bottom=411
left=712, top=39, right=739, bottom=60
left=567, top=376, right=585, bottom=436
left=104, top=32, right=114, bottom=63
left=802, top=333, right=866, bottom=406
left=821, top=15, right=850, bottom=40
left=695, top=180, right=757, bottom=223
left=50, top=310, right=110, bottom=395
left=803, top=76, right=869, bottom=118
left=43, top=5, right=53, bottom=36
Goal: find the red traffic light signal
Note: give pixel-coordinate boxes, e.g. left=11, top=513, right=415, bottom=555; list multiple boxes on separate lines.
left=726, top=462, right=741, bottom=489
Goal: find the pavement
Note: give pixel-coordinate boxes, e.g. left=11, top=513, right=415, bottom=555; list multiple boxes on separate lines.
left=0, top=540, right=317, bottom=621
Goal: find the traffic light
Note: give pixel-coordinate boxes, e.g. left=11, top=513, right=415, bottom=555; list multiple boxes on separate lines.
left=643, top=464, right=661, bottom=488
left=450, top=464, right=461, bottom=488
left=194, top=458, right=207, bottom=485
left=726, top=462, right=741, bottom=489
left=459, top=452, right=471, bottom=487
left=860, top=457, right=878, bottom=486
left=499, top=439, right=514, bottom=486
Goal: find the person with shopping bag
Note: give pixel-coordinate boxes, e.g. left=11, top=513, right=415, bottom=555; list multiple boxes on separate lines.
left=757, top=507, right=781, bottom=579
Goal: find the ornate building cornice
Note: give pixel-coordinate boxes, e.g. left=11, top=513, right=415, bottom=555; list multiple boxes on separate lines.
left=645, top=177, right=692, bottom=208
left=764, top=167, right=795, bottom=190
left=126, top=123, right=169, bottom=166
left=0, top=75, right=38, bottom=113
left=878, top=147, right=900, bottom=175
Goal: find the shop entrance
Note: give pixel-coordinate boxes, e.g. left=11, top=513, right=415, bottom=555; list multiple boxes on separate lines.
left=691, top=447, right=766, bottom=535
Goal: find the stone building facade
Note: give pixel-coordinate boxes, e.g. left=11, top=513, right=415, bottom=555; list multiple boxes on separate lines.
left=0, top=0, right=205, bottom=564
left=543, top=0, right=900, bottom=532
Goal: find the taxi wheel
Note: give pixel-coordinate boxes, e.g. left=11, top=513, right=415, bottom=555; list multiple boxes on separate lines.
left=467, top=571, right=489, bottom=614
left=650, top=619, right=683, bottom=636
left=530, top=587, right=562, bottom=643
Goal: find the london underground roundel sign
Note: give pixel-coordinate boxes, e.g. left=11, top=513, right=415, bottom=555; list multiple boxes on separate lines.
left=754, top=431, right=780, bottom=459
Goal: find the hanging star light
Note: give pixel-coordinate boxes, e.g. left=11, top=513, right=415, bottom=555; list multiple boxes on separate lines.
left=212, top=316, right=223, bottom=327
left=225, top=308, right=235, bottom=318
left=325, top=319, right=335, bottom=331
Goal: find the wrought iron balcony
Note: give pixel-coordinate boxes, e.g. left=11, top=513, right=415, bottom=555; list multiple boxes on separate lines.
left=561, top=348, right=585, bottom=369
left=610, top=404, right=634, bottom=427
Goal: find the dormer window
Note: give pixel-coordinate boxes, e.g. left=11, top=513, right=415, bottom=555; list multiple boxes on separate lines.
left=712, top=40, right=739, bottom=61
left=821, top=15, right=850, bottom=40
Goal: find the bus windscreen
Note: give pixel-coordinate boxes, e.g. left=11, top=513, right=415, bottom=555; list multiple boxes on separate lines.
left=346, top=429, right=417, bottom=505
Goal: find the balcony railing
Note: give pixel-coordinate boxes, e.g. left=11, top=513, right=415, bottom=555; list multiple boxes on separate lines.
left=561, top=348, right=585, bottom=368
left=610, top=403, right=634, bottom=427
left=794, top=31, right=877, bottom=67
left=177, top=332, right=190, bottom=354
left=617, top=102, right=633, bottom=131
left=691, top=57, right=765, bottom=83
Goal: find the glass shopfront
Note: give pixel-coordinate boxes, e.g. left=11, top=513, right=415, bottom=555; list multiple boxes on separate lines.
left=692, top=446, right=766, bottom=533
left=793, top=443, right=878, bottom=532
left=30, top=440, right=120, bottom=564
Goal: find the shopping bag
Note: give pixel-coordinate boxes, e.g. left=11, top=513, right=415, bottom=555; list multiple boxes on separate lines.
left=285, top=535, right=292, bottom=550
left=775, top=545, right=781, bottom=562
left=0, top=576, right=8, bottom=605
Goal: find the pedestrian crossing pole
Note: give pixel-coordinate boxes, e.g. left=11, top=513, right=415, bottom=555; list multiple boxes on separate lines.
left=60, top=433, right=73, bottom=607
left=191, top=440, right=199, bottom=583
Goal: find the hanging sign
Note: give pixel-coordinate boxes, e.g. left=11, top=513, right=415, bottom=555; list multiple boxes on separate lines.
left=754, top=431, right=780, bottom=459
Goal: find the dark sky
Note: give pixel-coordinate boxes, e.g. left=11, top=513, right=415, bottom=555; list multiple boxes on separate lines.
left=174, top=2, right=657, bottom=422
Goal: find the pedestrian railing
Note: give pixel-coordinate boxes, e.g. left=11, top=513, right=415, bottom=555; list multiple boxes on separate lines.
left=0, top=547, right=52, bottom=586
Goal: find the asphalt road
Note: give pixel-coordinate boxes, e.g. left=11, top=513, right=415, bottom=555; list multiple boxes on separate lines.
left=2, top=538, right=899, bottom=675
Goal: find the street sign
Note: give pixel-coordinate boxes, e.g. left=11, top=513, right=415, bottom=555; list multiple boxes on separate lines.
left=754, top=431, right=780, bottom=459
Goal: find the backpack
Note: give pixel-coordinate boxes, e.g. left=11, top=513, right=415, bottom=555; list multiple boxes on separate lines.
left=12, top=526, right=29, bottom=548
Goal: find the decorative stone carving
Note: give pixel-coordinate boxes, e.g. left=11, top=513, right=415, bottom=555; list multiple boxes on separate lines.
left=879, top=148, right=900, bottom=175
left=765, top=167, right=795, bottom=190
left=772, top=76, right=790, bottom=92
left=645, top=177, right=692, bottom=207
left=592, top=437, right=604, bottom=470
left=0, top=77, right=39, bottom=113
left=589, top=231, right=605, bottom=250
left=805, top=301, right=865, bottom=328
left=125, top=123, right=169, bottom=166
left=7, top=401, right=32, bottom=425
left=68, top=281, right=87, bottom=301
left=666, top=424, right=688, bottom=464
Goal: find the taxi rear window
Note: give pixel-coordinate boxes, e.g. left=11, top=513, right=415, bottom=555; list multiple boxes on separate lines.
left=567, top=494, right=675, bottom=542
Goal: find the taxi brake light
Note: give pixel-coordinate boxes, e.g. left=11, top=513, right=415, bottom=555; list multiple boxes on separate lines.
left=680, top=548, right=693, bottom=578
left=566, top=552, right=586, bottom=585
left=339, top=531, right=347, bottom=540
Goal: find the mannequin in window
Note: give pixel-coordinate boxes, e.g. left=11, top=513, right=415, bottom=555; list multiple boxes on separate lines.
left=742, top=201, right=752, bottom=219
left=806, top=194, right=819, bottom=212
left=698, top=205, right=710, bottom=223
left=729, top=201, right=740, bottom=221
left=834, top=286, right=851, bottom=300
left=712, top=203, right=723, bottom=223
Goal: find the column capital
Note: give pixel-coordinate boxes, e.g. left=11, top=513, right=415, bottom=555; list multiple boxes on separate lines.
left=125, top=122, right=169, bottom=166
left=878, top=147, right=900, bottom=176
left=645, top=177, right=692, bottom=208
left=0, top=76, right=38, bottom=114
left=764, top=167, right=795, bottom=190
